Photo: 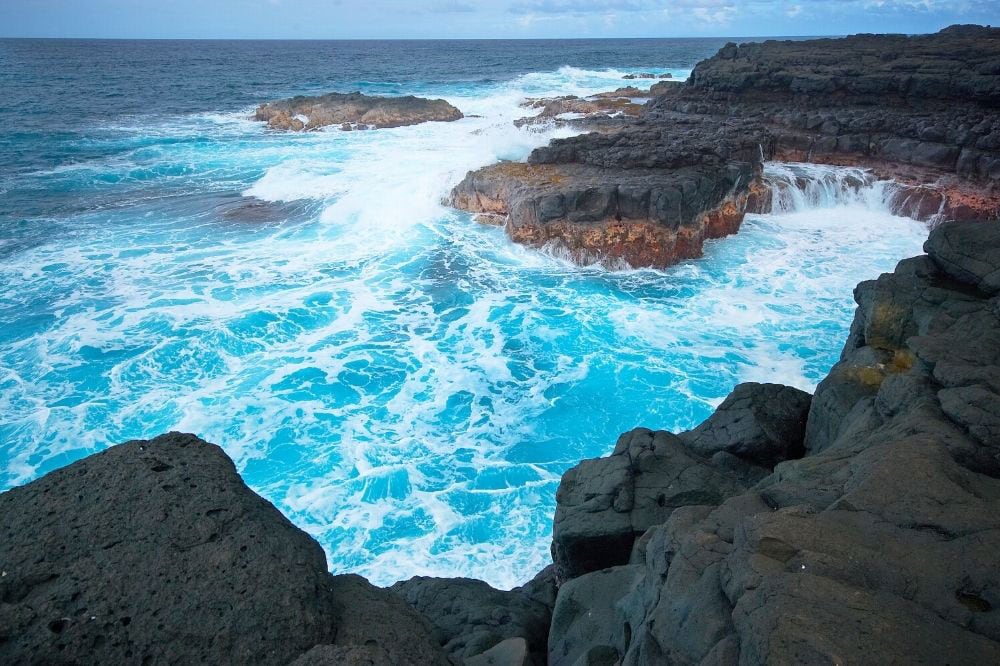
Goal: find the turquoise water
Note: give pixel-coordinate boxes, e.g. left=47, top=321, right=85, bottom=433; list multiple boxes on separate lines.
left=0, top=41, right=928, bottom=588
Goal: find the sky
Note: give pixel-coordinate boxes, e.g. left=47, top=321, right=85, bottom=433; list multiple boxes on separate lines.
left=0, top=0, right=995, bottom=39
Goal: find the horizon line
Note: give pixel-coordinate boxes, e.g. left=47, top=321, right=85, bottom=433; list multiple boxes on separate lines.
left=2, top=32, right=906, bottom=42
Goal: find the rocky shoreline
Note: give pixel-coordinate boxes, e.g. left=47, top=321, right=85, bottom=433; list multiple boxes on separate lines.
left=3, top=26, right=1000, bottom=666
left=451, top=25, right=1000, bottom=269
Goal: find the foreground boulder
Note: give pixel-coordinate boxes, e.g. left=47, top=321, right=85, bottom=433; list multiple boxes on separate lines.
left=0, top=433, right=447, bottom=665
left=391, top=573, right=555, bottom=665
left=255, top=92, right=463, bottom=131
left=545, top=220, right=1000, bottom=664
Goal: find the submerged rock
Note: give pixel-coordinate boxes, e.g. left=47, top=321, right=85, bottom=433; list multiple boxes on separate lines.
left=255, top=92, right=463, bottom=131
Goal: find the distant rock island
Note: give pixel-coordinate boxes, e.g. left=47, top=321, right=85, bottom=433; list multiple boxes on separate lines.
left=255, top=92, right=463, bottom=131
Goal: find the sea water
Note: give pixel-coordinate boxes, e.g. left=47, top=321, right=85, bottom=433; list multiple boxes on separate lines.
left=0, top=39, right=928, bottom=588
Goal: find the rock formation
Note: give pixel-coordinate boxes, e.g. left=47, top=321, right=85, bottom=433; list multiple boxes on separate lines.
left=450, top=26, right=1000, bottom=268
left=255, top=92, right=463, bottom=131
left=0, top=433, right=450, bottom=666
left=3, top=27, right=1000, bottom=666
left=543, top=221, right=1000, bottom=664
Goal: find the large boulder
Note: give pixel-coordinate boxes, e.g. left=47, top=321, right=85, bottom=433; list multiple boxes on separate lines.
left=550, top=427, right=767, bottom=581
left=391, top=576, right=553, bottom=665
left=0, top=433, right=447, bottom=665
left=924, top=221, right=1000, bottom=294
left=680, top=382, right=812, bottom=467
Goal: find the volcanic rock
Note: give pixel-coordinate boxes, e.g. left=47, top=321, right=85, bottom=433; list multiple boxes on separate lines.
left=450, top=26, right=1000, bottom=268
left=0, top=433, right=448, bottom=665
left=255, top=92, right=463, bottom=131
left=544, top=220, right=1000, bottom=664
left=391, top=576, right=553, bottom=664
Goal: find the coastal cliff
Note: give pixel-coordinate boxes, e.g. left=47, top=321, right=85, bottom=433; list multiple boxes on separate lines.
left=450, top=26, right=1000, bottom=268
left=2, top=221, right=998, bottom=664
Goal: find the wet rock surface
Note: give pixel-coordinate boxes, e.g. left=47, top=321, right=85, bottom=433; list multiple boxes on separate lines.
left=450, top=26, right=1000, bottom=268
left=449, top=116, right=768, bottom=268
left=255, top=92, right=463, bottom=131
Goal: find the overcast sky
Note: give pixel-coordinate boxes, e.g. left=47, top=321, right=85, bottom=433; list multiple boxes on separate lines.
left=1, top=0, right=995, bottom=39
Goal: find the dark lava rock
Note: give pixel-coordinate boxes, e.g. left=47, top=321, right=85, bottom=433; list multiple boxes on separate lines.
left=463, top=637, right=530, bottom=666
left=0, top=433, right=447, bottom=665
left=255, top=92, right=463, bottom=131
left=924, top=220, right=1000, bottom=294
left=289, top=644, right=396, bottom=666
left=550, top=427, right=767, bottom=581
left=544, top=220, right=1000, bottom=664
left=449, top=116, right=769, bottom=269
left=450, top=26, right=1000, bottom=269
left=391, top=576, right=552, bottom=665
left=680, top=382, right=812, bottom=467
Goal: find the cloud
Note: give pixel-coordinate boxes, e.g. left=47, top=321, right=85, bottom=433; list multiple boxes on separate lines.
left=786, top=4, right=802, bottom=17
left=692, top=4, right=737, bottom=24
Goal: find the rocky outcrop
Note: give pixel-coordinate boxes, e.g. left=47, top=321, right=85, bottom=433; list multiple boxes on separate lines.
left=450, top=117, right=769, bottom=268
left=255, top=92, right=462, bottom=131
left=450, top=26, right=1000, bottom=267
left=514, top=94, right=645, bottom=130
left=623, top=73, right=671, bottom=80
left=544, top=220, right=1000, bottom=664
left=0, top=433, right=449, bottom=666
left=391, top=572, right=555, bottom=665
left=652, top=26, right=1000, bottom=218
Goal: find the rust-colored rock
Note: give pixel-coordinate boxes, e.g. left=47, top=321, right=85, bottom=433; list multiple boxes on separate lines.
left=255, top=92, right=463, bottom=131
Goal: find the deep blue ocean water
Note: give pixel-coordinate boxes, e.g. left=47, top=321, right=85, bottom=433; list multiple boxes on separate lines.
left=0, top=38, right=927, bottom=587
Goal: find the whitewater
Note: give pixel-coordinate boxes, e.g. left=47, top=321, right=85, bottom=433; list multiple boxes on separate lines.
left=0, top=61, right=929, bottom=589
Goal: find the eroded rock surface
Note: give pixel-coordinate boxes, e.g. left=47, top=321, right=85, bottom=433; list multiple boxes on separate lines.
left=255, top=92, right=463, bottom=131
left=391, top=575, right=554, bottom=665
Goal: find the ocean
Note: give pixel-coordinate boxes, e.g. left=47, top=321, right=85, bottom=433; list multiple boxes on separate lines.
left=0, top=38, right=928, bottom=588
